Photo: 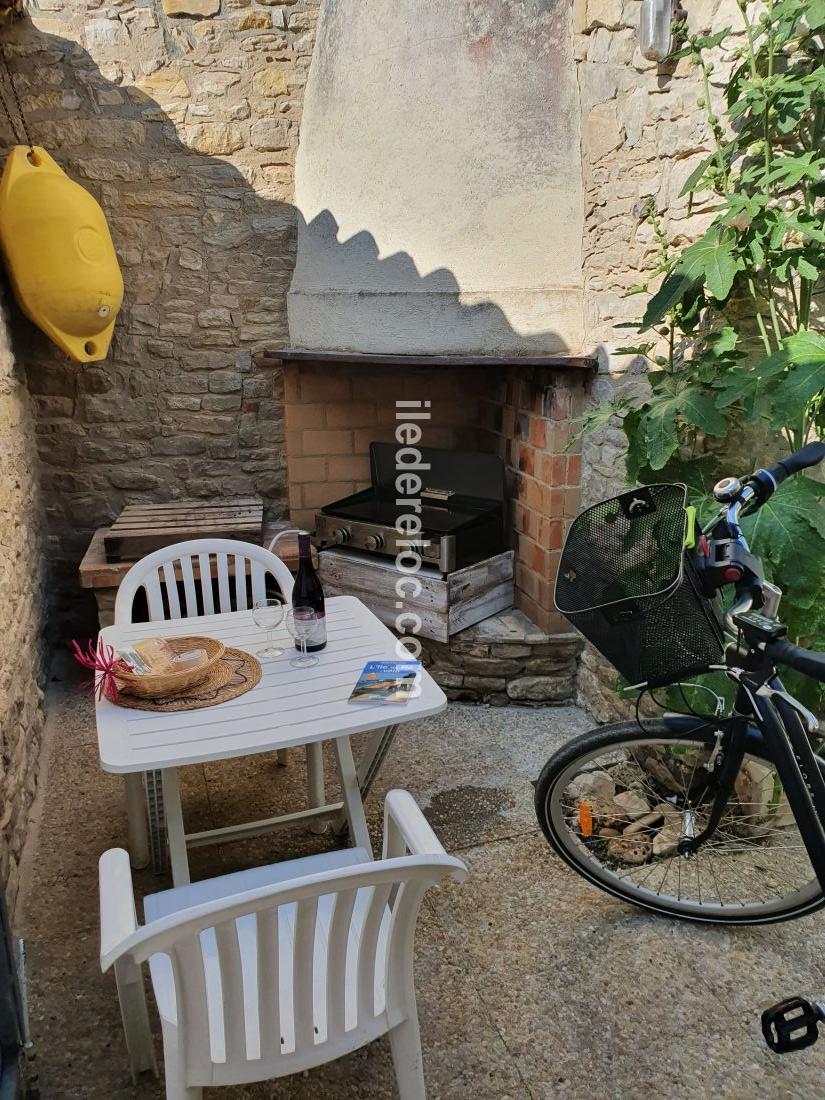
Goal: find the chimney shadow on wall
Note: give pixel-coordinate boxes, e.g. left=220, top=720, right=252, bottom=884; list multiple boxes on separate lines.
left=0, top=21, right=582, bottom=632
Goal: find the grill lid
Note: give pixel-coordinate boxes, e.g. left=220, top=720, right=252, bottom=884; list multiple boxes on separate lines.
left=369, top=442, right=505, bottom=501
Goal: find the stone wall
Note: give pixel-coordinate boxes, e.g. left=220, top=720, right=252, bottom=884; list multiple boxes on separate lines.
left=574, top=0, right=736, bottom=719
left=1, top=0, right=320, bottom=627
left=0, top=287, right=46, bottom=911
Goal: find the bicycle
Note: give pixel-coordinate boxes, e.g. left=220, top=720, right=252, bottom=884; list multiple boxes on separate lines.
left=534, top=441, right=825, bottom=925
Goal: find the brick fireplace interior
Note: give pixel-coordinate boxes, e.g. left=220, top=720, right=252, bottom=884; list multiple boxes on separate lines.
left=272, top=353, right=592, bottom=635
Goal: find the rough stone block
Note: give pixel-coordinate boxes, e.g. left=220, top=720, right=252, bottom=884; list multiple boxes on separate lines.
left=250, top=118, right=291, bottom=151
left=162, top=0, right=220, bottom=15
left=507, top=675, right=576, bottom=702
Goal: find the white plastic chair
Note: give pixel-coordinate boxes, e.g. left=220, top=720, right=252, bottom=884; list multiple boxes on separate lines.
left=100, top=789, right=467, bottom=1099
left=114, top=538, right=324, bottom=872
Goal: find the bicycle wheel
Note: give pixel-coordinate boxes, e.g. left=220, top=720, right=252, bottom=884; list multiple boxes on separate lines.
left=535, top=719, right=825, bottom=924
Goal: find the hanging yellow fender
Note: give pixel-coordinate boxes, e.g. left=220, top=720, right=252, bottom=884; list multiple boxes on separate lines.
left=0, top=146, right=123, bottom=363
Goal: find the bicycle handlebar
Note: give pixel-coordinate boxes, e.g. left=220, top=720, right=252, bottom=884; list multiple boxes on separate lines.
left=749, top=440, right=825, bottom=504
left=767, top=638, right=825, bottom=684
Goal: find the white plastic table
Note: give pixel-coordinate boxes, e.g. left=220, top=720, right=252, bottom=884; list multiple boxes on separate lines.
left=95, top=596, right=447, bottom=885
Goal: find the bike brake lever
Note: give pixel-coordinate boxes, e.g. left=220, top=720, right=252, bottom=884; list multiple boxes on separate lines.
left=762, top=997, right=825, bottom=1053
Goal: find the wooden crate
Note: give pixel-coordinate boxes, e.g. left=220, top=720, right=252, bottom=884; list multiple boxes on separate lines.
left=318, top=548, right=514, bottom=642
left=103, top=498, right=264, bottom=562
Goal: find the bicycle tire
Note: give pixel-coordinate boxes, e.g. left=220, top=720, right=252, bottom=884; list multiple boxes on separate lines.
left=535, top=719, right=825, bottom=925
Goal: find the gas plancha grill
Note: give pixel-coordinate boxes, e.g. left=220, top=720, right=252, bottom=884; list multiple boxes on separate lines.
left=314, top=443, right=506, bottom=574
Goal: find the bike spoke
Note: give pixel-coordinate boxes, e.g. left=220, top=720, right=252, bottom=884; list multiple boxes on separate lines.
left=546, top=732, right=819, bottom=919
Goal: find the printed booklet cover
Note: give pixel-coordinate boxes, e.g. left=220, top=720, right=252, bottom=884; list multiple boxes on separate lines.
left=348, top=660, right=421, bottom=704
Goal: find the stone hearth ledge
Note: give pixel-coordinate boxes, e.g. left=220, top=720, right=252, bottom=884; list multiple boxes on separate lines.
left=417, top=609, right=583, bottom=706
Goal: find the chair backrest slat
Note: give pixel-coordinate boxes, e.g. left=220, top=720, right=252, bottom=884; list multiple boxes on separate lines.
left=161, top=560, right=182, bottom=619
left=114, top=539, right=295, bottom=627
left=325, top=888, right=356, bottom=1041
left=215, top=553, right=232, bottom=614
left=144, top=570, right=165, bottom=621
left=215, top=919, right=247, bottom=1065
left=292, top=897, right=318, bottom=1049
left=174, top=934, right=212, bottom=1068
left=197, top=553, right=214, bottom=615
left=356, top=883, right=393, bottom=1024
left=233, top=553, right=248, bottom=612
left=179, top=555, right=199, bottom=618
left=255, top=908, right=280, bottom=1054
left=251, top=561, right=267, bottom=608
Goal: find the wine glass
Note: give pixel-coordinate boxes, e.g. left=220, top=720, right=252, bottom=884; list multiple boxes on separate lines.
left=285, top=606, right=319, bottom=669
left=252, top=598, right=285, bottom=659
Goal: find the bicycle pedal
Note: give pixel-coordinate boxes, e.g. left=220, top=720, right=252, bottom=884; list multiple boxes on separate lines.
left=762, top=997, right=823, bottom=1053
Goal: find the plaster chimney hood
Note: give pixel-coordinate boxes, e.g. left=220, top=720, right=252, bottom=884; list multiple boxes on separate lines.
left=287, top=0, right=586, bottom=359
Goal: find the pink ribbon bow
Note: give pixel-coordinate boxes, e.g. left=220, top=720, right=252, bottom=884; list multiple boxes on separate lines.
left=71, top=638, right=132, bottom=701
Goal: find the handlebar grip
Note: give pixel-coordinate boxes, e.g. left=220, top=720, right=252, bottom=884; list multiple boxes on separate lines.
left=750, top=440, right=825, bottom=502
left=767, top=638, right=825, bottom=684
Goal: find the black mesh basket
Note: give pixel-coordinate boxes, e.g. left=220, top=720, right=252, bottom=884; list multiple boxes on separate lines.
left=554, top=484, right=724, bottom=688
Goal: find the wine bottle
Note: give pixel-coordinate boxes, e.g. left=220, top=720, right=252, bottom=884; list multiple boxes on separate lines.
left=292, top=532, right=327, bottom=651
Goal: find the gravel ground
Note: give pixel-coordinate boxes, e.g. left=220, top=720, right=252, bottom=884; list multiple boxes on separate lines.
left=15, top=681, right=825, bottom=1099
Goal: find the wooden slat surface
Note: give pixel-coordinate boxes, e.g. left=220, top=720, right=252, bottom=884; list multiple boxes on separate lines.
left=318, top=549, right=514, bottom=642
left=103, top=497, right=264, bottom=563
left=80, top=522, right=300, bottom=589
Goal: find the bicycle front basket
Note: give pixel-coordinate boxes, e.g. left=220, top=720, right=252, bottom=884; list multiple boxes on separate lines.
left=554, top=484, right=724, bottom=688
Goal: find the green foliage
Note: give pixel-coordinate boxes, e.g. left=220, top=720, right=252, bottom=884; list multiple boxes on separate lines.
left=584, top=0, right=825, bottom=705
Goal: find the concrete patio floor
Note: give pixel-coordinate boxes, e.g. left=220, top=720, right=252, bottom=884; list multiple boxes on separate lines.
left=16, top=680, right=825, bottom=1099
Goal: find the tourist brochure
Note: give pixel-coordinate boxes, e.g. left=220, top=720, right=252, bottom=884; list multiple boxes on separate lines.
left=348, top=660, right=421, bottom=704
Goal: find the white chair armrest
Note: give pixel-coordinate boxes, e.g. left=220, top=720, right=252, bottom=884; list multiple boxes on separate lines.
left=100, top=848, right=139, bottom=970
left=382, top=790, right=468, bottom=885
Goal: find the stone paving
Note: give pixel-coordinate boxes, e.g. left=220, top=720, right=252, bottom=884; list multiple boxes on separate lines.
left=17, top=685, right=825, bottom=1099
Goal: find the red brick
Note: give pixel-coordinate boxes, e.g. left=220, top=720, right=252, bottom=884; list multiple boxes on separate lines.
left=528, top=417, right=547, bottom=449
left=302, top=481, right=357, bottom=508
left=288, top=483, right=303, bottom=510
left=567, top=454, right=582, bottom=486
left=300, top=373, right=351, bottom=403
left=545, top=519, right=563, bottom=551
left=330, top=454, right=370, bottom=482
left=518, top=444, right=535, bottom=477
left=530, top=541, right=548, bottom=575
left=564, top=488, right=581, bottom=517
left=353, top=426, right=397, bottom=454
left=301, top=429, right=353, bottom=456
left=326, top=402, right=378, bottom=429
left=286, top=429, right=303, bottom=457
left=546, top=488, right=565, bottom=516
left=550, top=389, right=571, bottom=421
left=289, top=456, right=327, bottom=483
left=542, top=454, right=566, bottom=486
left=519, top=476, right=543, bottom=513
left=287, top=402, right=328, bottom=429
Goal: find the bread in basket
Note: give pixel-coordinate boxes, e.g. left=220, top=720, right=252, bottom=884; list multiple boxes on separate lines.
left=115, top=636, right=226, bottom=698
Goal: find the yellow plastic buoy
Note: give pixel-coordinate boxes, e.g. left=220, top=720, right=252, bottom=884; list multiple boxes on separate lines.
left=0, top=146, right=123, bottom=362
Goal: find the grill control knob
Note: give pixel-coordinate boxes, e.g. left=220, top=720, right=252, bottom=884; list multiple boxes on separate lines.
left=331, top=527, right=351, bottom=544
left=365, top=533, right=385, bottom=551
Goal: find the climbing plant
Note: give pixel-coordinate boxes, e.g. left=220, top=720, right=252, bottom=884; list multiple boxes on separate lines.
left=584, top=0, right=825, bottom=704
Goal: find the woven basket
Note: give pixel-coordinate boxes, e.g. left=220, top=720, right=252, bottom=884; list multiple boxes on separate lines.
left=115, top=636, right=226, bottom=699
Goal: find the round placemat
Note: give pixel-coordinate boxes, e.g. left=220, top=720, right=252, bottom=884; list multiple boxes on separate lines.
left=113, top=648, right=262, bottom=712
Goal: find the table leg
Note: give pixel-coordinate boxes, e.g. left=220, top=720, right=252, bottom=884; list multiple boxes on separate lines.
left=124, top=774, right=149, bottom=870
left=334, top=725, right=399, bottom=842
left=162, top=769, right=190, bottom=886
left=333, top=738, right=373, bottom=857
left=306, top=741, right=327, bottom=834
